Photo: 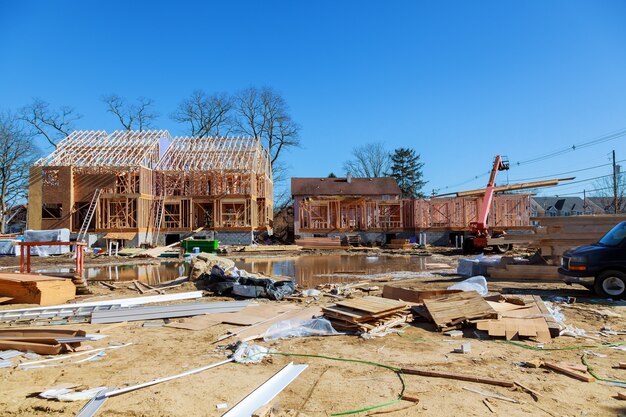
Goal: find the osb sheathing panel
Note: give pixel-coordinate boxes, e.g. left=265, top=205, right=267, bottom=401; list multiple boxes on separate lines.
left=74, top=173, right=116, bottom=201
left=27, top=167, right=43, bottom=229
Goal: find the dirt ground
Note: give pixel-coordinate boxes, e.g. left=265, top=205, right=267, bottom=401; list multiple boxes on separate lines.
left=0, top=249, right=625, bottom=417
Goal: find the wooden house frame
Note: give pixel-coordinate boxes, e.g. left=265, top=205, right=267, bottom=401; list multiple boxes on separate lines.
left=28, top=130, right=273, bottom=244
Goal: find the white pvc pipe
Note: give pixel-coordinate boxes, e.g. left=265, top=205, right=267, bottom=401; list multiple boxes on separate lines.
left=104, top=358, right=234, bottom=397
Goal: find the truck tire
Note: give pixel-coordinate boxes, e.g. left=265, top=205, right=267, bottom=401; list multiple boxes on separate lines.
left=493, top=243, right=512, bottom=254
left=462, top=237, right=475, bottom=254
left=594, top=270, right=626, bottom=299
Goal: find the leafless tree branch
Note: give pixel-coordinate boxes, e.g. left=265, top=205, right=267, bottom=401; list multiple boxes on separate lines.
left=102, top=94, right=158, bottom=131
left=343, top=142, right=391, bottom=178
left=18, top=98, right=81, bottom=148
left=171, top=90, right=233, bottom=137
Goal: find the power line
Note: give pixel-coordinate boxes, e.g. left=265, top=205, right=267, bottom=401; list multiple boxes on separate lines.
left=436, top=127, right=626, bottom=191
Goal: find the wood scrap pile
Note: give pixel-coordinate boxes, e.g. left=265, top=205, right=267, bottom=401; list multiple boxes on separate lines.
left=383, top=286, right=560, bottom=342
left=322, top=296, right=411, bottom=335
left=0, top=328, right=88, bottom=355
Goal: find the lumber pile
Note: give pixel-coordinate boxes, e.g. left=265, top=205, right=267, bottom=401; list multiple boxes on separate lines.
left=382, top=285, right=461, bottom=303
left=421, top=292, right=497, bottom=331
left=343, top=234, right=361, bottom=247
left=486, top=262, right=561, bottom=282
left=0, top=273, right=76, bottom=306
left=237, top=245, right=302, bottom=252
left=394, top=287, right=560, bottom=341
left=385, top=239, right=414, bottom=249
left=295, top=237, right=342, bottom=249
left=322, top=296, right=411, bottom=335
left=504, top=215, right=626, bottom=263
left=0, top=328, right=87, bottom=354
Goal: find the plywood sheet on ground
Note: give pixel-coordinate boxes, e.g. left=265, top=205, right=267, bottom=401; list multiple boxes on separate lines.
left=422, top=292, right=496, bottom=330
left=334, top=296, right=408, bottom=315
left=382, top=286, right=461, bottom=303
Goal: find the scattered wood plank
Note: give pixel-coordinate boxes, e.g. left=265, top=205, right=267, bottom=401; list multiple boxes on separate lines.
left=99, top=281, right=119, bottom=290
left=382, top=286, right=461, bottom=303
left=422, top=292, right=497, bottom=330
left=617, top=392, right=626, bottom=400
left=401, top=367, right=514, bottom=387
left=514, top=381, right=542, bottom=401
left=543, top=362, right=595, bottom=382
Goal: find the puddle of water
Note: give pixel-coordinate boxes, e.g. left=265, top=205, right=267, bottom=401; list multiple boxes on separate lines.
left=233, top=254, right=428, bottom=287
left=85, top=262, right=188, bottom=285
left=79, top=254, right=430, bottom=287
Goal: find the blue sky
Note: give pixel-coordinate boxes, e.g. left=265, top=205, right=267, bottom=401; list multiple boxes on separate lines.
left=1, top=0, right=626, bottom=198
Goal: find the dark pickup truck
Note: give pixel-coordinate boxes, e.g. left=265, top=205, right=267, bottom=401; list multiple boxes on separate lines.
left=559, top=221, right=626, bottom=299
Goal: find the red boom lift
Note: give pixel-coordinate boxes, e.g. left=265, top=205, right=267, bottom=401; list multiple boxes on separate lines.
left=463, top=155, right=511, bottom=254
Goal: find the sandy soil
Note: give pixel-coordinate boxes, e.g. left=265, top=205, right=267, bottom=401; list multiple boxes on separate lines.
left=0, top=251, right=625, bottom=417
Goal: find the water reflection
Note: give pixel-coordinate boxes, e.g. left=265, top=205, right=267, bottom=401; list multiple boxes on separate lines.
left=86, top=262, right=187, bottom=285
left=233, top=254, right=427, bottom=287
left=82, top=254, right=429, bottom=287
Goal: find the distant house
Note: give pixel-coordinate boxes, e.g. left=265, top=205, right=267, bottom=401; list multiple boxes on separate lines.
left=4, top=204, right=27, bottom=234
left=587, top=196, right=626, bottom=214
left=531, top=197, right=605, bottom=219
left=291, top=177, right=402, bottom=240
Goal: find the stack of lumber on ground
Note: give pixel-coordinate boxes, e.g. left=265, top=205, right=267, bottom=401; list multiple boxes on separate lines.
left=0, top=273, right=76, bottom=306
left=501, top=215, right=626, bottom=263
left=0, top=328, right=86, bottom=354
left=295, top=237, right=342, bottom=249
left=486, top=262, right=561, bottom=281
left=382, top=285, right=461, bottom=303
left=322, top=296, right=411, bottom=335
left=386, top=239, right=413, bottom=249
left=476, top=295, right=559, bottom=342
left=421, top=291, right=497, bottom=331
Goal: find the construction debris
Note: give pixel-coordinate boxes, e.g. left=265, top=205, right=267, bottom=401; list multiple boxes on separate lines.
left=401, top=367, right=514, bottom=387
left=422, top=292, right=497, bottom=331
left=322, top=296, right=411, bottom=335
left=542, top=361, right=595, bottom=382
left=0, top=328, right=88, bottom=355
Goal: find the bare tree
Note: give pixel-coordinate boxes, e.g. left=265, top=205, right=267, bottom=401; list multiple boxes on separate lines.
left=0, top=113, right=39, bottom=232
left=343, top=142, right=391, bottom=178
left=591, top=172, right=626, bottom=213
left=234, top=87, right=301, bottom=168
left=19, top=98, right=81, bottom=148
left=171, top=90, right=233, bottom=136
left=102, top=94, right=158, bottom=131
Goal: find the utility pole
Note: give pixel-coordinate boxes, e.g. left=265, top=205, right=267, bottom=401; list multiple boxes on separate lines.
left=583, top=189, right=586, bottom=214
left=613, top=150, right=618, bottom=214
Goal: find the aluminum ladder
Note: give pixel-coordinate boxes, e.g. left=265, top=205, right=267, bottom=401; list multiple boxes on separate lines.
left=77, top=188, right=102, bottom=243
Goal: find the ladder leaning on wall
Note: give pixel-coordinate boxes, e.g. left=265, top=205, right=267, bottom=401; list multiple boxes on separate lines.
left=77, top=188, right=102, bottom=243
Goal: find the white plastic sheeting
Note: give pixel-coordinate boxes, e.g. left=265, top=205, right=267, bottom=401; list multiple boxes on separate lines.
left=24, top=229, right=70, bottom=255
left=264, top=318, right=339, bottom=341
left=447, top=276, right=489, bottom=296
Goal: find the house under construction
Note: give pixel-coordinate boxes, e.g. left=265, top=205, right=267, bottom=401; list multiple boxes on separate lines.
left=28, top=130, right=273, bottom=246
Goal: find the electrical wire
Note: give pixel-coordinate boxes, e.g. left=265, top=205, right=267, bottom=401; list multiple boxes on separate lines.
left=263, top=352, right=406, bottom=416
left=436, top=128, right=626, bottom=192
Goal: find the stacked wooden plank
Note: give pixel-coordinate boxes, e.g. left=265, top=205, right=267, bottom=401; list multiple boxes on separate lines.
left=386, top=239, right=413, bottom=249
left=501, top=215, right=626, bottom=263
left=0, top=273, right=76, bottom=306
left=487, top=263, right=561, bottom=282
left=422, top=292, right=497, bottom=331
left=295, top=237, right=342, bottom=249
left=322, top=296, right=411, bottom=335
